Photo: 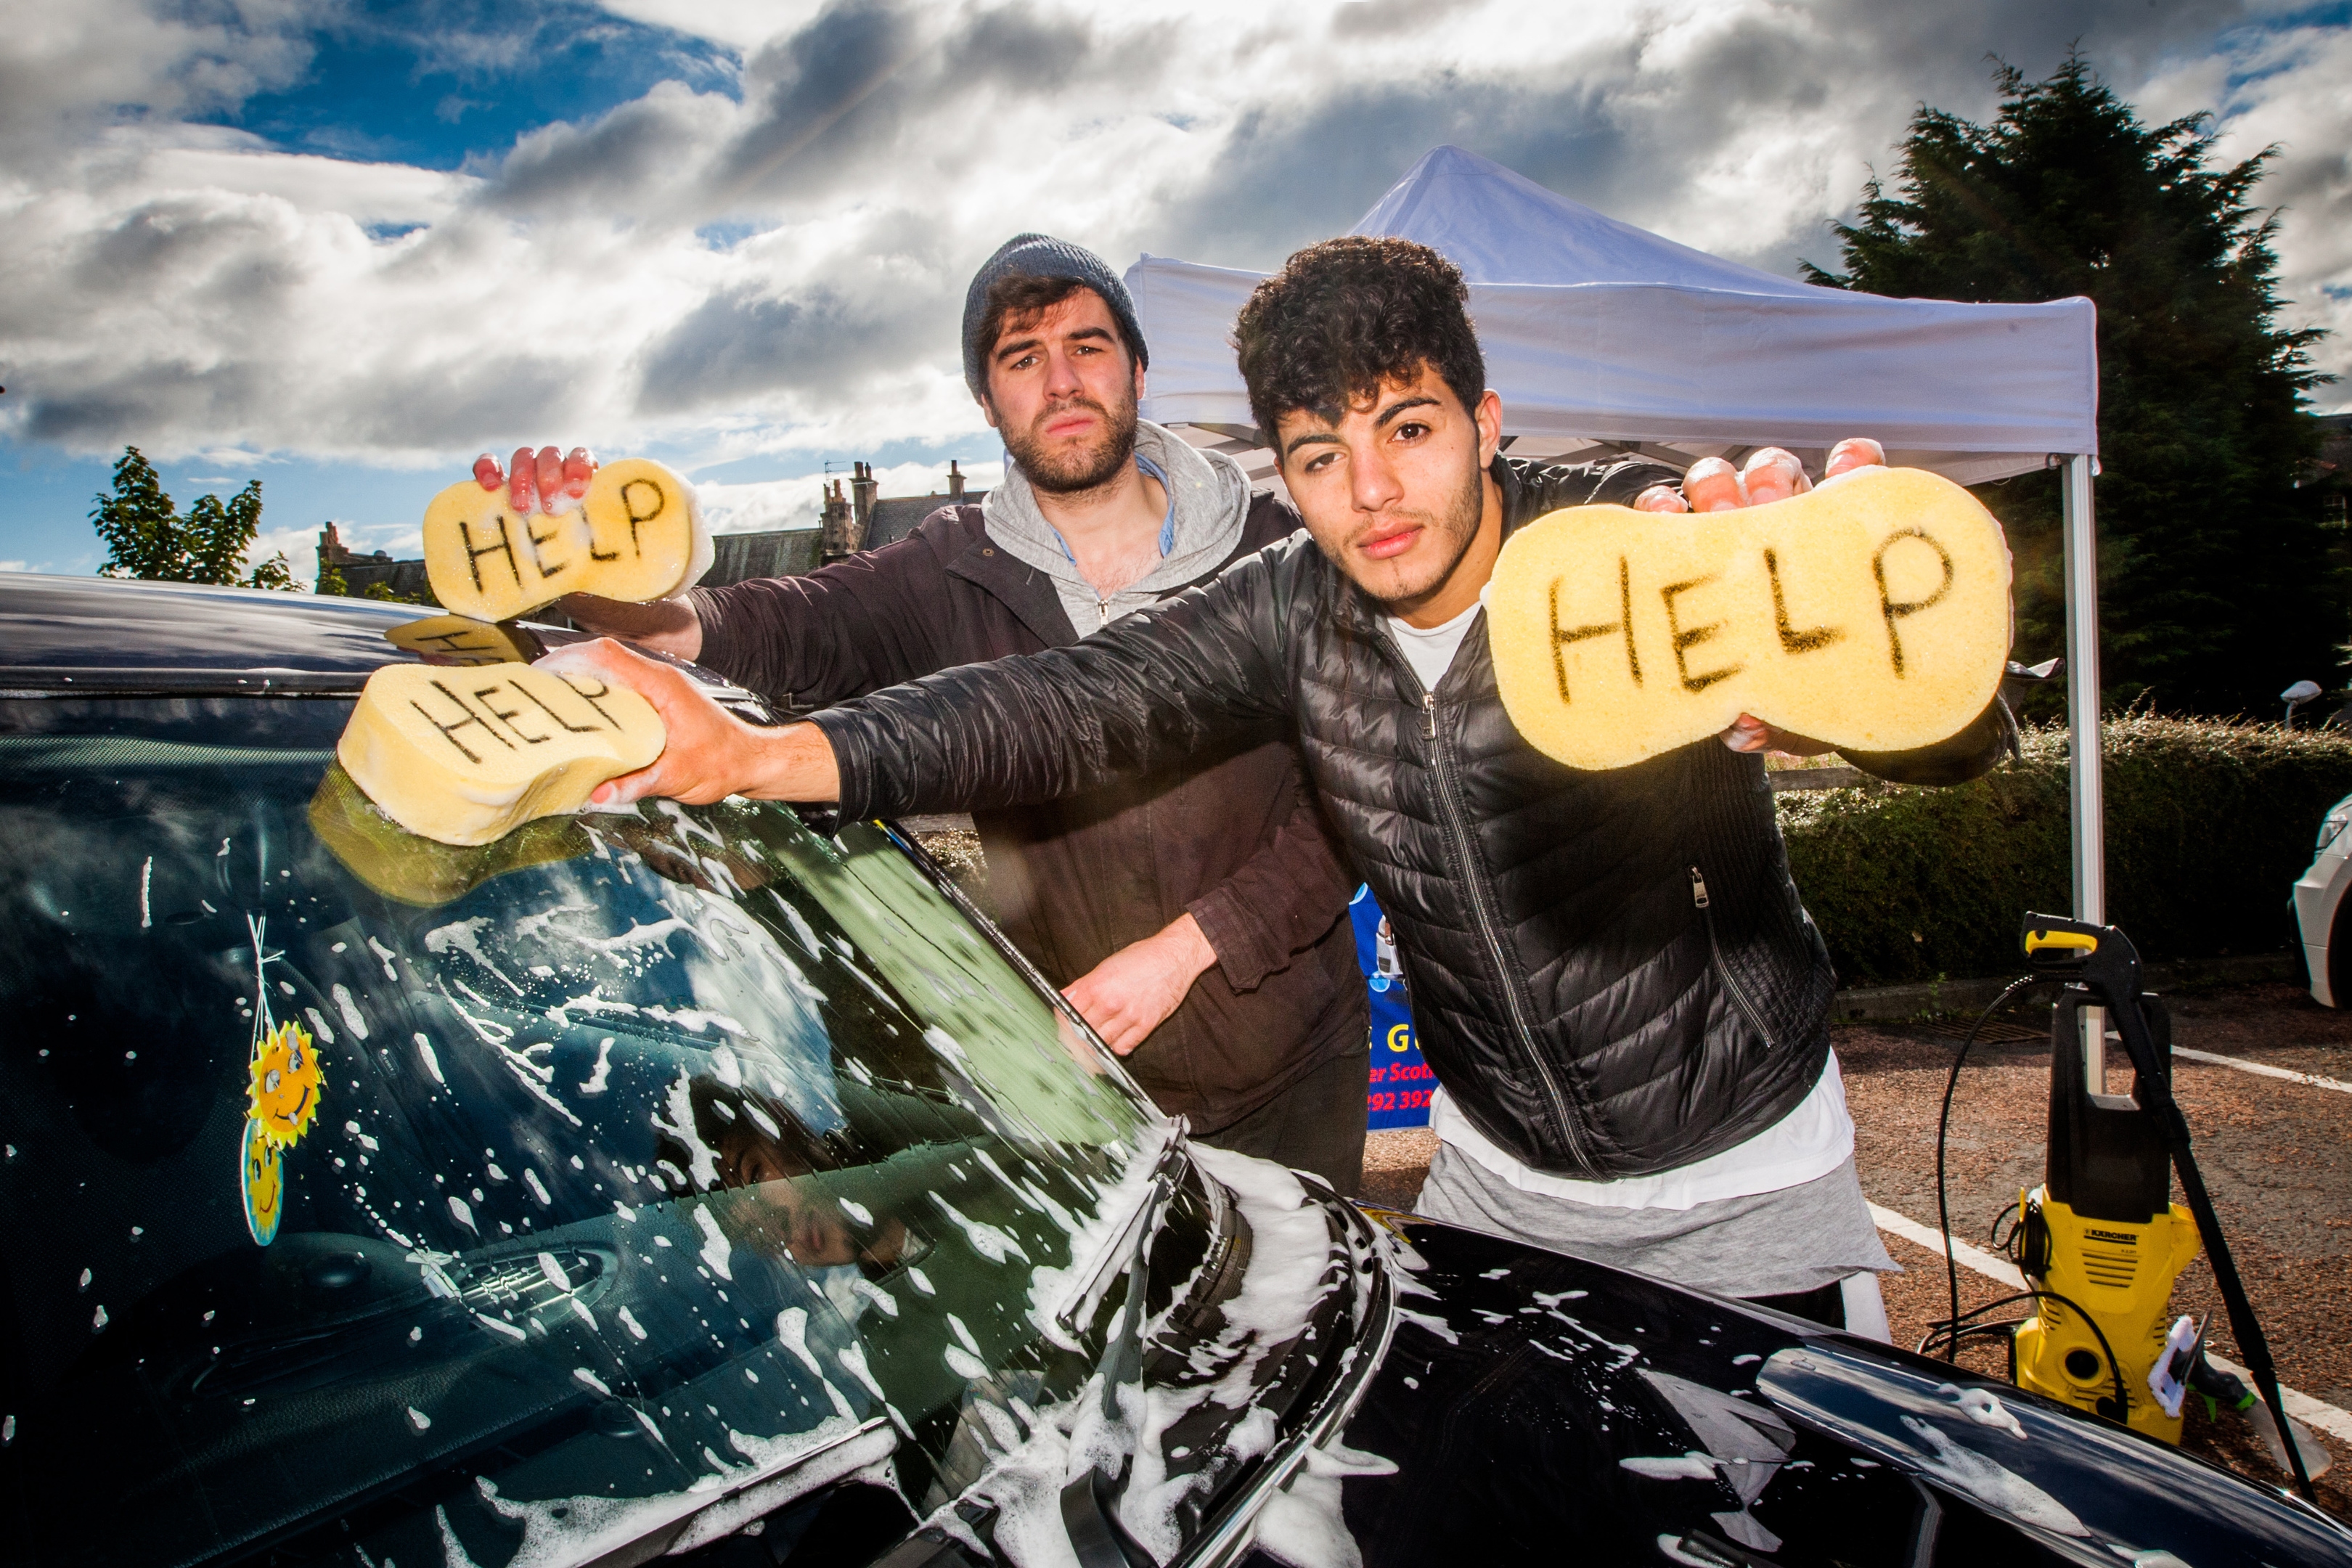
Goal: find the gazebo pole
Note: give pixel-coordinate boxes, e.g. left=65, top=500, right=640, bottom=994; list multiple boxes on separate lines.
left=2061, top=452, right=2107, bottom=1090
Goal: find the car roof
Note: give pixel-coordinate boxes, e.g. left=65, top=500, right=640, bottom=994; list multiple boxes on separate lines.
left=0, top=573, right=444, bottom=674
left=0, top=573, right=754, bottom=701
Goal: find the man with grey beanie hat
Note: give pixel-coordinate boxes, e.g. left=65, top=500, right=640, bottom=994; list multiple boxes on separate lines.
left=502, top=235, right=1371, bottom=1194
left=960, top=233, right=1148, bottom=401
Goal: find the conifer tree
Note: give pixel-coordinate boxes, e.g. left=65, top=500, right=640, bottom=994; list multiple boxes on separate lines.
left=1805, top=55, right=2338, bottom=715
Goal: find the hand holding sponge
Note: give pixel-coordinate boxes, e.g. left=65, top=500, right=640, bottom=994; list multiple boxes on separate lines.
left=336, top=456, right=708, bottom=846
left=1487, top=466, right=2010, bottom=771
left=338, top=663, right=663, bottom=846
left=420, top=457, right=713, bottom=622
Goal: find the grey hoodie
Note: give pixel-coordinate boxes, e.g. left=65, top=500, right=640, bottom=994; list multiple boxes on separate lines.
left=983, top=420, right=1254, bottom=634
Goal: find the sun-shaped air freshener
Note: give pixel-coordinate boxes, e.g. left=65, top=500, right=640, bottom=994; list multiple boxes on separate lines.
left=235, top=912, right=322, bottom=1246
left=241, top=1118, right=286, bottom=1246
left=247, top=1019, right=324, bottom=1150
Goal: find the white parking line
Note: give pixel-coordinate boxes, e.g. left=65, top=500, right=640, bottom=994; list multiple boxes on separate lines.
left=1868, top=1201, right=2352, bottom=1446
left=2172, top=1047, right=2352, bottom=1095
left=1869, top=1202, right=2024, bottom=1289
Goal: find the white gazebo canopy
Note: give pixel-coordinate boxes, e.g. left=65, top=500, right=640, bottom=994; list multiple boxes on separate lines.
left=1124, top=144, right=2115, bottom=1005
left=1126, top=144, right=2096, bottom=486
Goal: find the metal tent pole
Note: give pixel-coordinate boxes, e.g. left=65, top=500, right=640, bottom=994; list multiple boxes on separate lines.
left=2061, top=452, right=2107, bottom=1090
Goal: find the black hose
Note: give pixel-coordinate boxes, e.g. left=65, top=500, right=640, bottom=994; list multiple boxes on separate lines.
left=1933, top=976, right=2047, bottom=1362
left=1920, top=1289, right=2132, bottom=1422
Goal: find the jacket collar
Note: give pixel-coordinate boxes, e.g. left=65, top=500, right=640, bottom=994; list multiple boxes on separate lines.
left=1495, top=454, right=1535, bottom=539
left=942, top=498, right=1270, bottom=652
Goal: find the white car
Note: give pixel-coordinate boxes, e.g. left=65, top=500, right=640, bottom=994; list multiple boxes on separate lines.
left=2295, top=792, right=2352, bottom=1005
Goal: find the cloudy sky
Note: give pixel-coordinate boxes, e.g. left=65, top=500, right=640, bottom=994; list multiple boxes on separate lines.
left=2, top=0, right=2346, bottom=584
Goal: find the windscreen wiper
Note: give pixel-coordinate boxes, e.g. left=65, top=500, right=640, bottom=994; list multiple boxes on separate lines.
left=1043, top=1122, right=1186, bottom=1348
left=1053, top=1143, right=1190, bottom=1568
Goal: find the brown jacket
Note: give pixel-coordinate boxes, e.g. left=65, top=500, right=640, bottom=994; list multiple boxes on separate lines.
left=690, top=496, right=1364, bottom=1132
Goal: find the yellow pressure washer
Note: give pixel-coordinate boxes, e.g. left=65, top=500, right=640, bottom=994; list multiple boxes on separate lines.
left=1926, top=914, right=2320, bottom=1503
left=2009, top=958, right=2202, bottom=1440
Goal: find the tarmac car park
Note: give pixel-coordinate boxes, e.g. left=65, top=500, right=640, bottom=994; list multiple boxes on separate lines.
left=2, top=573, right=2348, bottom=1568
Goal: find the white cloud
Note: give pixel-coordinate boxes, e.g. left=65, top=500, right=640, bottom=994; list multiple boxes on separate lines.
left=0, top=0, right=321, bottom=167
left=248, top=519, right=324, bottom=589
left=595, top=0, right=825, bottom=53
left=2141, top=20, right=2352, bottom=409
left=0, top=560, right=30, bottom=573
left=1, top=0, right=2345, bottom=477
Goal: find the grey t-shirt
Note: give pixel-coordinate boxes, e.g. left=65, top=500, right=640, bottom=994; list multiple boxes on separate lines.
left=1415, top=1146, right=1895, bottom=1298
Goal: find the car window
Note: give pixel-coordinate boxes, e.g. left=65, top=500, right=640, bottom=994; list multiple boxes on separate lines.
left=0, top=697, right=1164, bottom=1568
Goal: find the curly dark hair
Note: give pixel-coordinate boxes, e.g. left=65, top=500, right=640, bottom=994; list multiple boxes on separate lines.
left=1232, top=237, right=1485, bottom=449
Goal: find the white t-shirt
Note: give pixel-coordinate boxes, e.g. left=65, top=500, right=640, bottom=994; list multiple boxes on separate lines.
left=1383, top=606, right=1854, bottom=1211
left=1429, top=1065, right=1854, bottom=1212
left=1385, top=601, right=1482, bottom=692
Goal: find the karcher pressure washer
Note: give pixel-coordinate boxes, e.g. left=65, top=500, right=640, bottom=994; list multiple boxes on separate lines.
left=2009, top=946, right=2202, bottom=1439
left=1930, top=914, right=2322, bottom=1502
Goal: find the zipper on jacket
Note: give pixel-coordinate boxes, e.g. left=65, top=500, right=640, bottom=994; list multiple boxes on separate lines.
left=1405, top=653, right=1585, bottom=1167
left=1691, top=865, right=1778, bottom=1050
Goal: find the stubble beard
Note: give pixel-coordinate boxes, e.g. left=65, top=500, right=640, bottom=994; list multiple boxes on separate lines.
left=1005, top=387, right=1140, bottom=495
left=1342, top=449, right=1487, bottom=610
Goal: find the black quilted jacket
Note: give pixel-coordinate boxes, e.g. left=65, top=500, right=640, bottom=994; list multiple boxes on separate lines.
left=810, top=457, right=2004, bottom=1179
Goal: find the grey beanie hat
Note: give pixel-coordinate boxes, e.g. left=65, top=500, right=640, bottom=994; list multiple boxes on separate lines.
left=961, top=233, right=1148, bottom=401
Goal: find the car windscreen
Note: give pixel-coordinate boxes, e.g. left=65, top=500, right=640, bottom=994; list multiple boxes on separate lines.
left=0, top=695, right=1164, bottom=1568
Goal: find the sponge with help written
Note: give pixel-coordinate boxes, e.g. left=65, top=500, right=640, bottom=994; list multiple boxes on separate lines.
left=420, top=457, right=713, bottom=622
left=1486, top=465, right=2010, bottom=771
left=337, top=663, right=663, bottom=846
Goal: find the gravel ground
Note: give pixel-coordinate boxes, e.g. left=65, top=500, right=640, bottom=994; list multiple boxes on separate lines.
left=1354, top=981, right=2352, bottom=1514
left=1361, top=1127, right=1436, bottom=1212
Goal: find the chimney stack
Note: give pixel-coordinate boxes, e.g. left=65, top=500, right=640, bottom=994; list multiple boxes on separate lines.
left=818, top=479, right=855, bottom=563
left=947, top=460, right=965, bottom=502
left=316, top=521, right=352, bottom=590
left=849, top=462, right=878, bottom=551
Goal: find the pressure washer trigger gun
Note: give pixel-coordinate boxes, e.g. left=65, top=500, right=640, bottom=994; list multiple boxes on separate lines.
left=2020, top=912, right=2143, bottom=1001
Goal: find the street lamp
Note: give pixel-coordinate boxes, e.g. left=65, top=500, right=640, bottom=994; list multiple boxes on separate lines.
left=2282, top=679, right=2322, bottom=728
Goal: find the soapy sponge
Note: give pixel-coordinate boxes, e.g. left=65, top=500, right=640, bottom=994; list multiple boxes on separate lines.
left=337, top=663, right=664, bottom=846
left=420, top=457, right=712, bottom=622
left=383, top=614, right=542, bottom=666
left=1487, top=465, right=2009, bottom=771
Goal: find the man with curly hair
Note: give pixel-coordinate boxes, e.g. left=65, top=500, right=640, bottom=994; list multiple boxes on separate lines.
left=549, top=237, right=2014, bottom=1326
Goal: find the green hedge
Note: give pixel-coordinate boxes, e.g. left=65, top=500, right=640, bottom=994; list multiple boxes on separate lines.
left=1778, top=716, right=2352, bottom=985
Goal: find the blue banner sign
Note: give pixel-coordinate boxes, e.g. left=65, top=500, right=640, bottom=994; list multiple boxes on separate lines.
left=1350, top=886, right=1432, bottom=1130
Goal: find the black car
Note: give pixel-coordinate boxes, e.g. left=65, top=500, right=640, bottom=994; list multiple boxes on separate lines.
left=1, top=575, right=2345, bottom=1568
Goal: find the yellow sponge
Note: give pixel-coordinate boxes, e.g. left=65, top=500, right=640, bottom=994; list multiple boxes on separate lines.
left=420, top=458, right=711, bottom=622
left=337, top=663, right=664, bottom=846
left=1487, top=466, right=2009, bottom=770
left=383, top=614, right=542, bottom=666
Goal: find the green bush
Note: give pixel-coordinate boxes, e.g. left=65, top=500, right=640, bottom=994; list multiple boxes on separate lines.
left=1779, top=716, right=2352, bottom=984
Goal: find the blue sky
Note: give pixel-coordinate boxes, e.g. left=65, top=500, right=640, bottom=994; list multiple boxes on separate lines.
left=4, top=0, right=2347, bottom=583
left=192, top=2, right=738, bottom=173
